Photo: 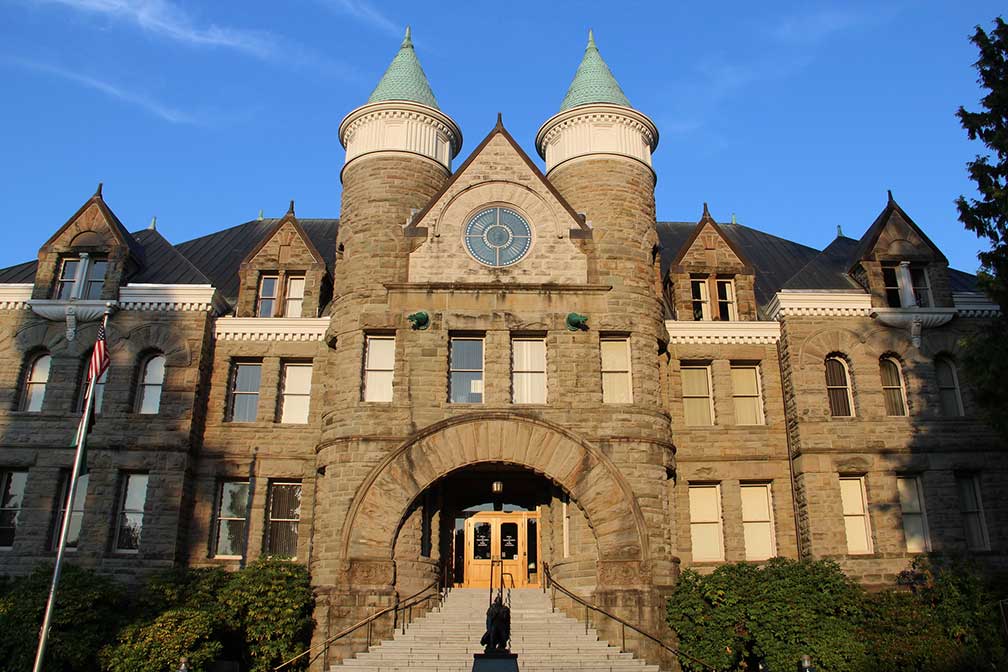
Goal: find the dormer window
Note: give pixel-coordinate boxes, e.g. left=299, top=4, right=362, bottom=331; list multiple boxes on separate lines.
left=256, top=275, right=279, bottom=317
left=255, top=272, right=308, bottom=318
left=715, top=279, right=737, bottom=320
left=54, top=255, right=107, bottom=300
left=881, top=262, right=931, bottom=308
left=285, top=276, right=305, bottom=318
left=690, top=277, right=710, bottom=320
left=690, top=276, right=736, bottom=320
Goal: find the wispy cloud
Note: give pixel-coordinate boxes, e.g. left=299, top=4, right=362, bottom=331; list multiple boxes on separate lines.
left=29, top=0, right=275, bottom=57
left=7, top=56, right=199, bottom=123
left=772, top=6, right=891, bottom=45
left=317, top=0, right=400, bottom=36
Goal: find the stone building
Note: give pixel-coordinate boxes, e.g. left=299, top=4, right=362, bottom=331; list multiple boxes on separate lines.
left=0, top=28, right=1003, bottom=668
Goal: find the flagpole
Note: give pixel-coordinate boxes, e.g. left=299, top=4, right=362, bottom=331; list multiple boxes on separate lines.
left=32, top=311, right=108, bottom=672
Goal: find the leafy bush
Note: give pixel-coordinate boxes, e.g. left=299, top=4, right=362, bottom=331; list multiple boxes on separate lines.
left=0, top=564, right=125, bottom=672
left=101, top=608, right=222, bottom=672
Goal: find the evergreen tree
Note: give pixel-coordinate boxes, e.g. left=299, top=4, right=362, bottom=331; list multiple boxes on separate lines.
left=956, top=17, right=1008, bottom=436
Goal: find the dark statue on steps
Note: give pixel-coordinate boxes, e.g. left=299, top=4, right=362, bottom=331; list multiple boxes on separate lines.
left=480, top=594, right=511, bottom=652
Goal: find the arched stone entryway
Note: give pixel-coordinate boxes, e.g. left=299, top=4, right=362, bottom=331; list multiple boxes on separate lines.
left=340, top=413, right=650, bottom=566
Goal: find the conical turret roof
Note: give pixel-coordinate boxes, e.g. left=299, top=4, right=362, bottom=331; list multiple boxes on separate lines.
left=559, top=30, right=631, bottom=112
left=367, top=26, right=439, bottom=109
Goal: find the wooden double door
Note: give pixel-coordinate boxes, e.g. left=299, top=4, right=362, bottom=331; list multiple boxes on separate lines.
left=462, top=511, right=539, bottom=588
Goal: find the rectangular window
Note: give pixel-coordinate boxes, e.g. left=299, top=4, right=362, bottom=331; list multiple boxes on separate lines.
left=114, top=473, right=148, bottom=552
left=689, top=484, right=724, bottom=561
left=839, top=476, right=873, bottom=555
left=897, top=476, right=930, bottom=553
left=682, top=365, right=714, bottom=425
left=690, top=277, right=710, bottom=320
left=449, top=337, right=484, bottom=403
left=55, top=258, right=80, bottom=300
left=731, top=365, right=764, bottom=425
left=83, top=259, right=107, bottom=300
left=741, top=483, right=776, bottom=560
left=512, top=337, right=547, bottom=404
left=78, top=363, right=107, bottom=415
left=0, top=470, right=28, bottom=549
left=882, top=263, right=901, bottom=308
left=279, top=362, right=312, bottom=423
left=51, top=471, right=89, bottom=551
left=228, top=362, right=261, bottom=422
left=265, top=481, right=301, bottom=558
left=284, top=276, right=305, bottom=317
left=910, top=267, right=931, bottom=307
left=716, top=279, right=737, bottom=321
left=363, top=336, right=395, bottom=402
left=562, top=499, right=570, bottom=558
left=600, top=337, right=632, bottom=404
left=214, top=481, right=250, bottom=558
left=956, top=474, right=989, bottom=551
left=256, top=275, right=279, bottom=317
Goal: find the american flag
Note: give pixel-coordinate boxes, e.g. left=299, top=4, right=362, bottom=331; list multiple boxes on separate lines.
left=88, top=323, right=110, bottom=386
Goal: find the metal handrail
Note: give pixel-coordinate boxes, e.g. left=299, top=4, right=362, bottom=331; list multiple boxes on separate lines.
left=541, top=562, right=717, bottom=671
left=273, top=579, right=443, bottom=671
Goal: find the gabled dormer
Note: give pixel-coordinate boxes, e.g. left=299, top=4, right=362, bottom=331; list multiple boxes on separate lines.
left=667, top=204, right=757, bottom=321
left=848, top=192, right=952, bottom=309
left=235, top=202, right=328, bottom=318
left=32, top=183, right=142, bottom=303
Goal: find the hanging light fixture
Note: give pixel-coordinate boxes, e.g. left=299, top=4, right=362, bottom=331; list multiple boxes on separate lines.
left=491, top=480, right=504, bottom=494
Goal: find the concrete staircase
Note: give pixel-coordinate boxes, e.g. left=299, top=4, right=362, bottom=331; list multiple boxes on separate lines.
left=330, top=587, right=659, bottom=672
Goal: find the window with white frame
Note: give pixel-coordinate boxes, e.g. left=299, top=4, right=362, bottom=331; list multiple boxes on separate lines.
left=880, top=357, right=908, bottom=416
left=137, top=354, right=166, bottom=414
left=689, top=484, right=724, bottom=561
left=825, top=356, right=854, bottom=417
left=279, top=362, right=313, bottom=423
left=21, top=353, right=52, bottom=412
left=935, top=356, right=964, bottom=417
left=54, top=255, right=107, bottom=301
left=690, top=277, right=710, bottom=320
left=227, top=362, right=261, bottom=422
left=256, top=274, right=279, bottom=317
left=512, top=337, right=547, bottom=404
left=449, top=337, right=484, bottom=403
left=114, top=473, right=148, bottom=552
left=716, top=279, right=737, bottom=320
left=77, top=354, right=108, bottom=415
left=0, top=470, right=28, bottom=549
left=55, top=258, right=80, bottom=300
left=896, top=476, right=930, bottom=553
left=839, top=476, right=873, bottom=555
left=731, top=365, right=764, bottom=425
left=881, top=263, right=902, bottom=308
left=910, top=267, right=932, bottom=307
left=741, top=483, right=776, bottom=560
left=600, top=337, right=632, bottom=404
left=881, top=262, right=932, bottom=308
left=214, top=480, right=250, bottom=558
left=956, top=474, right=989, bottom=551
left=265, top=481, right=301, bottom=558
left=682, top=365, right=714, bottom=425
left=284, top=275, right=305, bottom=318
left=363, top=336, right=395, bottom=402
left=51, top=471, right=88, bottom=551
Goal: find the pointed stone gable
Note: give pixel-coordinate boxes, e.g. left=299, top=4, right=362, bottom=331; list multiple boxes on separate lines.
left=406, top=123, right=591, bottom=285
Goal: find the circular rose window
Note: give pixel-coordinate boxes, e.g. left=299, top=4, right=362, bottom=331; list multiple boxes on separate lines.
left=463, top=207, right=532, bottom=267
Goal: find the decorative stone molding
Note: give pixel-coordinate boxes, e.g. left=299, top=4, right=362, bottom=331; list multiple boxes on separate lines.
left=870, top=307, right=956, bottom=348
left=665, top=320, right=781, bottom=345
left=953, top=291, right=1000, bottom=317
left=765, top=291, right=873, bottom=319
left=339, top=100, right=462, bottom=172
left=27, top=299, right=117, bottom=341
left=214, top=317, right=330, bottom=341
left=119, top=284, right=226, bottom=313
left=536, top=103, right=659, bottom=175
left=0, top=283, right=32, bottom=309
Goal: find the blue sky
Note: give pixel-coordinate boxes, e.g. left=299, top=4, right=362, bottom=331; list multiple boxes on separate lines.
left=0, top=0, right=1003, bottom=273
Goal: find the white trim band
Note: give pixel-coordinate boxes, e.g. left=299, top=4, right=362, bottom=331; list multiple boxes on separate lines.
left=119, top=284, right=226, bottom=313
left=215, top=317, right=330, bottom=341
left=953, top=291, right=1000, bottom=317
left=665, top=320, right=780, bottom=345
left=0, top=283, right=32, bottom=309
left=766, top=291, right=873, bottom=319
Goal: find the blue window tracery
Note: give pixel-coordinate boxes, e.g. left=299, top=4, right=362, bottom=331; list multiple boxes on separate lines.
left=464, top=207, right=531, bottom=267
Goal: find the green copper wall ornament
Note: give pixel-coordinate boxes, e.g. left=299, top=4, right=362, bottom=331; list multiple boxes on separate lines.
left=566, top=313, right=588, bottom=331
left=407, top=311, right=430, bottom=330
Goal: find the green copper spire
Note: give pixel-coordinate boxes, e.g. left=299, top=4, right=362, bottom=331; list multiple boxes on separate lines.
left=559, top=29, right=631, bottom=112
left=367, top=26, right=439, bottom=109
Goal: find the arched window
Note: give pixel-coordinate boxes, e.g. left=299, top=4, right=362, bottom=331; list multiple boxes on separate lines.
left=880, top=357, right=908, bottom=416
left=78, top=353, right=108, bottom=414
left=825, top=356, right=854, bottom=417
left=935, top=356, right=964, bottom=417
left=137, top=354, right=166, bottom=414
left=21, top=353, right=51, bottom=412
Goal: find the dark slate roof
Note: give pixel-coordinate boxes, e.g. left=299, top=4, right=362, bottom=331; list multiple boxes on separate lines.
left=657, top=221, right=822, bottom=305
left=949, top=268, right=978, bottom=292
left=174, top=218, right=338, bottom=304
left=129, top=229, right=211, bottom=285
left=0, top=259, right=38, bottom=283
left=782, top=236, right=863, bottom=291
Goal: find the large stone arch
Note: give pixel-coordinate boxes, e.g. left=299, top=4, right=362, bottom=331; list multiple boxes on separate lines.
left=340, top=412, right=649, bottom=564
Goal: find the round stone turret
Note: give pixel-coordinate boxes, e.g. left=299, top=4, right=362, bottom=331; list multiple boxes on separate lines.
left=338, top=27, right=462, bottom=175
left=535, top=30, right=657, bottom=177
